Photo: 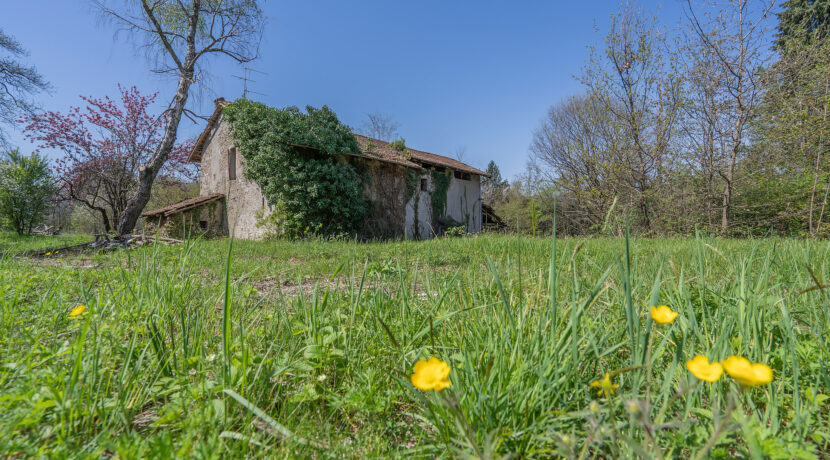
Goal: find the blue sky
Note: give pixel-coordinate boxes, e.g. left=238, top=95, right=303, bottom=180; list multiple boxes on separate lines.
left=5, top=1, right=695, bottom=180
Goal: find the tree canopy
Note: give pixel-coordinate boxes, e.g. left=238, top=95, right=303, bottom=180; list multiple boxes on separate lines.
left=0, top=148, right=54, bottom=234
left=0, top=28, right=49, bottom=147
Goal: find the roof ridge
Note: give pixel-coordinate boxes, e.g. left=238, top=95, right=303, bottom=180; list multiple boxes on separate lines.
left=353, top=134, right=489, bottom=177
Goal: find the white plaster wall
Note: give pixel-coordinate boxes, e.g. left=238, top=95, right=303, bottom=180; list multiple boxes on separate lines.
left=403, top=172, right=483, bottom=239
left=404, top=173, right=433, bottom=240
left=446, top=175, right=482, bottom=233
left=199, top=117, right=272, bottom=239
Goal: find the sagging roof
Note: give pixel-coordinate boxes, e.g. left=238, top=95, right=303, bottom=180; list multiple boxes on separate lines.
left=353, top=135, right=489, bottom=177
left=141, top=193, right=224, bottom=218
left=187, top=97, right=490, bottom=177
left=351, top=135, right=422, bottom=169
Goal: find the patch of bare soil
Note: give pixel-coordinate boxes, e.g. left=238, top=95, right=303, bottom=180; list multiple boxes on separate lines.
left=26, top=256, right=103, bottom=270
left=250, top=276, right=428, bottom=300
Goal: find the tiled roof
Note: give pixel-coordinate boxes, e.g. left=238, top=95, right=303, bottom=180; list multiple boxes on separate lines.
left=187, top=97, right=489, bottom=177
left=352, top=135, right=489, bottom=177
left=187, top=98, right=231, bottom=163
left=141, top=193, right=224, bottom=218
left=351, top=135, right=422, bottom=169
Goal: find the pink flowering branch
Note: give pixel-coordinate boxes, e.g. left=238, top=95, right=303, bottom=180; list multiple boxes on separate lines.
left=22, top=85, right=197, bottom=233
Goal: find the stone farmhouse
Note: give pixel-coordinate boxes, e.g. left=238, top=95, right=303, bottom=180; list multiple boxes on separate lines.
left=142, top=98, right=490, bottom=240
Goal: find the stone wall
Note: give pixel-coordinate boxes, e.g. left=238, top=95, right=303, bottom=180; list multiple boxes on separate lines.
left=346, top=156, right=408, bottom=239
left=195, top=116, right=483, bottom=240
left=143, top=200, right=226, bottom=240
left=404, top=170, right=482, bottom=238
left=404, top=172, right=434, bottom=239
left=199, top=118, right=271, bottom=239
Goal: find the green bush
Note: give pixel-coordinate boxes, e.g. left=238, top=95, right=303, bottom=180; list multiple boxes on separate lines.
left=223, top=99, right=367, bottom=238
left=0, top=149, right=54, bottom=234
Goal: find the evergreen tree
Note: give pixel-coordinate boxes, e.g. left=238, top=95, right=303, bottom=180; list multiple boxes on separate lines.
left=482, top=160, right=508, bottom=204
left=776, top=0, right=830, bottom=47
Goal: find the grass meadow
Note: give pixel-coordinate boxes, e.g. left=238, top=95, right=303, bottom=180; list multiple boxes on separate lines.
left=0, top=232, right=828, bottom=458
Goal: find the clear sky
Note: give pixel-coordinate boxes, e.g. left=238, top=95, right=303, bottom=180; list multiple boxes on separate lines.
left=5, top=1, right=693, bottom=180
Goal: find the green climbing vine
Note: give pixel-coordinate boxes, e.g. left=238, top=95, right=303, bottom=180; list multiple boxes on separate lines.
left=222, top=99, right=367, bottom=238
left=430, top=169, right=451, bottom=223
left=405, top=169, right=420, bottom=204
left=406, top=169, right=421, bottom=239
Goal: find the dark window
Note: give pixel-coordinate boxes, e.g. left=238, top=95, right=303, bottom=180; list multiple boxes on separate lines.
left=199, top=220, right=208, bottom=230
left=420, top=178, right=428, bottom=191
left=453, top=170, right=472, bottom=181
left=228, top=147, right=237, bottom=181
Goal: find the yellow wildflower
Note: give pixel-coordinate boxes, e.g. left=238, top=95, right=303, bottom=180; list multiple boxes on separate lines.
left=70, top=305, right=86, bottom=317
left=650, top=305, right=678, bottom=324
left=410, top=357, right=451, bottom=391
left=589, top=373, right=619, bottom=397
left=686, top=355, right=723, bottom=382
left=45, top=252, right=51, bottom=256
left=722, top=356, right=773, bottom=387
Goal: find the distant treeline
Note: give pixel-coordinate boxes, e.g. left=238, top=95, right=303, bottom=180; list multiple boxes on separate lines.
left=485, top=0, right=830, bottom=238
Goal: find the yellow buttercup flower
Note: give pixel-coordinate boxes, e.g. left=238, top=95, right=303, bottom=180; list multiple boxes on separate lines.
left=589, top=373, right=619, bottom=397
left=45, top=252, right=52, bottom=256
left=650, top=305, right=678, bottom=324
left=686, top=355, right=723, bottom=382
left=722, top=356, right=773, bottom=387
left=410, top=357, right=451, bottom=391
left=70, top=305, right=86, bottom=317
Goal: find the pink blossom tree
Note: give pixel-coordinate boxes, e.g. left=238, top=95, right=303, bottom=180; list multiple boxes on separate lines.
left=22, top=85, right=196, bottom=233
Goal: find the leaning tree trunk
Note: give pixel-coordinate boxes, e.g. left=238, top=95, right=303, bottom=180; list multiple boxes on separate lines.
left=115, top=69, right=193, bottom=237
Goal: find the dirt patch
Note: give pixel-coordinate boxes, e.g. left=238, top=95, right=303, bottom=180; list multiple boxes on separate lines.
left=24, top=256, right=103, bottom=270
left=250, top=275, right=429, bottom=300
left=253, top=276, right=359, bottom=298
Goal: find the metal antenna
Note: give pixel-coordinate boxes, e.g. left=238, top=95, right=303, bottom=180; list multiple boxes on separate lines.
left=232, top=67, right=268, bottom=99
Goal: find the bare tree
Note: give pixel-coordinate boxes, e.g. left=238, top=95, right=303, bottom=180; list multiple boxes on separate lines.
left=361, top=113, right=400, bottom=141
left=580, top=2, right=682, bottom=231
left=95, top=0, right=265, bottom=236
left=453, top=145, right=467, bottom=163
left=0, top=28, right=49, bottom=147
left=683, top=0, right=775, bottom=233
left=530, top=94, right=628, bottom=231
left=676, top=20, right=732, bottom=228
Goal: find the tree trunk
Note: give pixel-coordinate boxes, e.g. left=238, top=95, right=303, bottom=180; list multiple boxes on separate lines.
left=721, top=139, right=738, bottom=234
left=99, top=207, right=112, bottom=234
left=116, top=68, right=193, bottom=237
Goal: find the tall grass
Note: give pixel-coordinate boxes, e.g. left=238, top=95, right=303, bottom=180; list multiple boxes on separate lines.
left=0, top=232, right=827, bottom=457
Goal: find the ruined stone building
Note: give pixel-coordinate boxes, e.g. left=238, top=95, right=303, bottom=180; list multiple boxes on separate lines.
left=142, top=98, right=490, bottom=240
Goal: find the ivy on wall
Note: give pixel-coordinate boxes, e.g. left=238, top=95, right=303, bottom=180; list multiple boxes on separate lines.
left=405, top=169, right=421, bottom=239
left=430, top=169, right=451, bottom=224
left=222, top=99, right=368, bottom=237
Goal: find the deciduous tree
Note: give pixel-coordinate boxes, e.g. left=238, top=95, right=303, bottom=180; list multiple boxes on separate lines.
left=580, top=2, right=682, bottom=231
left=0, top=148, right=54, bottom=234
left=683, top=0, right=775, bottom=232
left=23, top=85, right=194, bottom=233
left=0, top=28, right=49, bottom=147
left=95, top=0, right=266, bottom=236
left=361, top=113, right=400, bottom=141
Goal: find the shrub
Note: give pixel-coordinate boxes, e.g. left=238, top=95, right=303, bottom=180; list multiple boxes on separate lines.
left=0, top=149, right=54, bottom=234
left=222, top=100, right=368, bottom=238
